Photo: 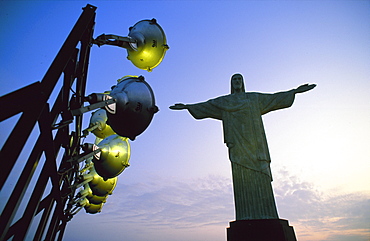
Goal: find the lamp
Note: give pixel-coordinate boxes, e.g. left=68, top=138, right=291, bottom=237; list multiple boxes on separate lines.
left=94, top=18, right=169, bottom=72
left=82, top=167, right=118, bottom=196
left=92, top=134, right=130, bottom=179
left=87, top=75, right=158, bottom=140
left=88, top=109, right=116, bottom=139
left=78, top=198, right=103, bottom=214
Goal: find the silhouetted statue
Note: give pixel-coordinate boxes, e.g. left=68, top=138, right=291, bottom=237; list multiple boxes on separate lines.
left=170, top=73, right=316, bottom=220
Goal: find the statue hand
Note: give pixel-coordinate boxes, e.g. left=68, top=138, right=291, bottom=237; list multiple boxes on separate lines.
left=295, top=83, right=316, bottom=94
left=226, top=142, right=235, bottom=148
left=169, top=103, right=188, bottom=110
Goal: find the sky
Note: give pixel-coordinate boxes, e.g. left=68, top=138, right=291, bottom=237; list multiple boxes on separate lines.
left=0, top=0, right=369, bottom=241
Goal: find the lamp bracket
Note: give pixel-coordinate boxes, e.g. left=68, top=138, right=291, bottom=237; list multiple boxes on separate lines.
left=67, top=148, right=101, bottom=164
left=93, top=34, right=137, bottom=50
left=71, top=98, right=116, bottom=116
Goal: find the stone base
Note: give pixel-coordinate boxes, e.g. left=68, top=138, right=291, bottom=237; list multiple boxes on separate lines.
left=227, top=219, right=297, bottom=241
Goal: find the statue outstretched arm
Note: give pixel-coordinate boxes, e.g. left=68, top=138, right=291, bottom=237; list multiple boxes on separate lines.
left=170, top=101, right=222, bottom=120
left=169, top=103, right=188, bottom=110
left=294, top=83, right=316, bottom=94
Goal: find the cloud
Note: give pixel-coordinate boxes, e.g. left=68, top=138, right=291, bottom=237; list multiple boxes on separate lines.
left=105, top=174, right=234, bottom=229
left=274, top=169, right=370, bottom=241
left=64, top=171, right=370, bottom=241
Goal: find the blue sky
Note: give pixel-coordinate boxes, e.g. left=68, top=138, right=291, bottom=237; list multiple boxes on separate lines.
left=1, top=1, right=369, bottom=240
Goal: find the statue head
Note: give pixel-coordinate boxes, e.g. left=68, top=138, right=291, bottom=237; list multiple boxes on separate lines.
left=231, top=73, right=245, bottom=94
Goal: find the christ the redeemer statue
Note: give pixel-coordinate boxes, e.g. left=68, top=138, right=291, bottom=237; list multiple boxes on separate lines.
left=170, top=73, right=316, bottom=220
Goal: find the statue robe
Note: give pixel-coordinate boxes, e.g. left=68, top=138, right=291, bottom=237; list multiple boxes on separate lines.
left=186, top=90, right=295, bottom=220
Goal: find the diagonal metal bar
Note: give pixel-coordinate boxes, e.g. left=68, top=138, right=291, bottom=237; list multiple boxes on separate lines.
left=0, top=81, right=43, bottom=121
left=12, top=104, right=57, bottom=240
left=40, top=4, right=96, bottom=101
left=0, top=104, right=43, bottom=191
left=33, top=194, right=54, bottom=241
left=0, top=111, right=45, bottom=240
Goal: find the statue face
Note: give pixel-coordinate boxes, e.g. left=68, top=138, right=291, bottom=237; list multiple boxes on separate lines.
left=231, top=75, right=243, bottom=91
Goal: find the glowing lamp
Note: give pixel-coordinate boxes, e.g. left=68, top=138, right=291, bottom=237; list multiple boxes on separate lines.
left=83, top=168, right=118, bottom=196
left=126, top=19, right=169, bottom=72
left=93, top=18, right=169, bottom=72
left=79, top=198, right=103, bottom=214
left=93, top=134, right=130, bottom=178
left=78, top=184, right=108, bottom=205
left=89, top=109, right=115, bottom=139
left=87, top=193, right=108, bottom=205
left=84, top=203, right=103, bottom=214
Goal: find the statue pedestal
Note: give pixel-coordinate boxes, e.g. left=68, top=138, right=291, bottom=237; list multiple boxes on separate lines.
left=227, top=219, right=297, bottom=241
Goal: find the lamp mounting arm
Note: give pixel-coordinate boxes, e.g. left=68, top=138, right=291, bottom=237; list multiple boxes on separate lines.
left=93, top=34, right=137, bottom=50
